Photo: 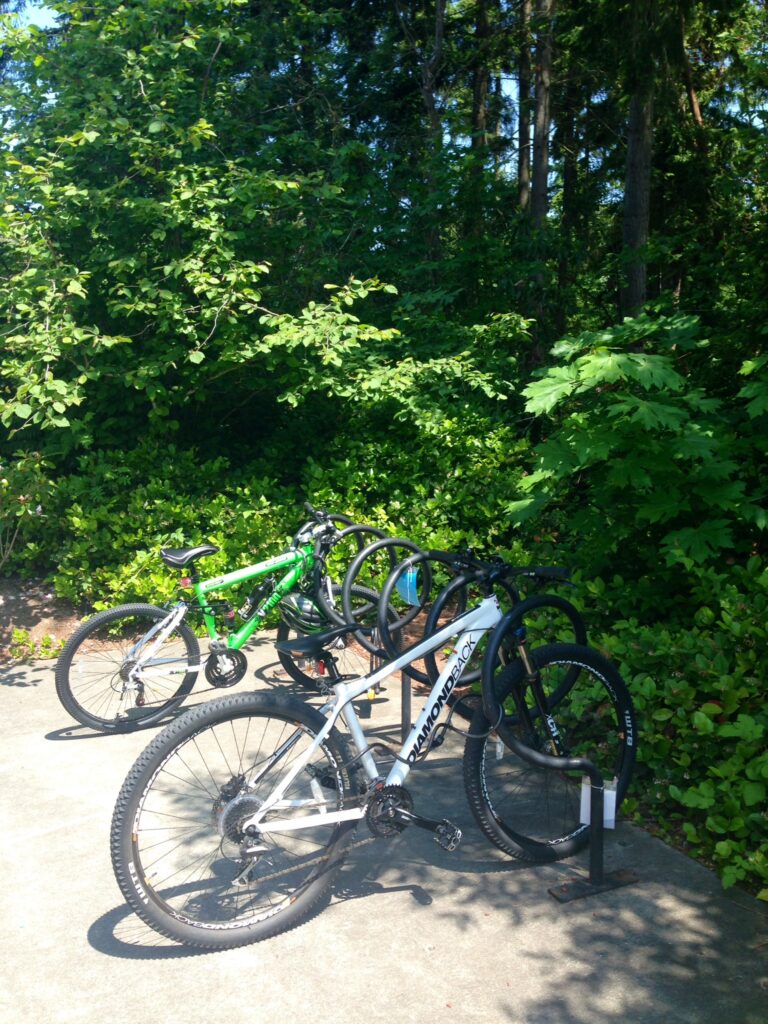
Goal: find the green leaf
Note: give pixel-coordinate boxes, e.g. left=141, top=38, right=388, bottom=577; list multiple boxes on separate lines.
left=66, top=279, right=87, bottom=298
left=743, top=781, right=766, bottom=806
left=693, top=710, right=715, bottom=734
left=13, top=403, right=32, bottom=419
left=718, top=715, right=764, bottom=742
left=188, top=351, right=205, bottom=364
left=522, top=366, right=580, bottom=414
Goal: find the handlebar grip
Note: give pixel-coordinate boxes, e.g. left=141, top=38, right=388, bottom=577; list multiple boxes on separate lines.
left=523, top=566, right=571, bottom=581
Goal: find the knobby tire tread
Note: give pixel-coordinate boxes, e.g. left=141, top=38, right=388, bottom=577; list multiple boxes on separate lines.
left=110, top=691, right=357, bottom=949
left=54, top=603, right=199, bottom=732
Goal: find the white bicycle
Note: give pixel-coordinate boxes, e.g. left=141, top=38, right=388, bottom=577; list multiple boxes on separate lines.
left=110, top=558, right=636, bottom=949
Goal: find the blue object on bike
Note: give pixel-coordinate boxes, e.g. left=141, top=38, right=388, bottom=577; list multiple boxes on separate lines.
left=396, top=568, right=420, bottom=605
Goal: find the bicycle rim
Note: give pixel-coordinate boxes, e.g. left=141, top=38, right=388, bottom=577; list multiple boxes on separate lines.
left=463, top=644, right=635, bottom=862
left=111, top=694, right=357, bottom=948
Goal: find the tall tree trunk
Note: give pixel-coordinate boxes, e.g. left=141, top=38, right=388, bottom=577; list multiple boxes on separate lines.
left=466, top=0, right=491, bottom=246
left=621, top=89, right=653, bottom=317
left=517, top=0, right=531, bottom=210
left=470, top=0, right=490, bottom=154
left=416, top=0, right=446, bottom=143
left=531, top=0, right=554, bottom=229
left=395, top=0, right=447, bottom=279
left=556, top=71, right=579, bottom=333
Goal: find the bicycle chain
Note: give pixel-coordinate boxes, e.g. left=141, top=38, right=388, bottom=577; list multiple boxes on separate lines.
left=227, top=784, right=418, bottom=888
left=230, top=834, right=377, bottom=887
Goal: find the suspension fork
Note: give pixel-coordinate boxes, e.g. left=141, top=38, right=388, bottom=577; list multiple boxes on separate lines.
left=508, top=625, right=564, bottom=757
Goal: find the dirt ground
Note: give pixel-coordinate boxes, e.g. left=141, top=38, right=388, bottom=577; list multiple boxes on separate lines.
left=0, top=577, right=83, bottom=661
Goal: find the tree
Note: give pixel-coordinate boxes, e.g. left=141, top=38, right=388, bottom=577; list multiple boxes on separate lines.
left=530, top=0, right=554, bottom=229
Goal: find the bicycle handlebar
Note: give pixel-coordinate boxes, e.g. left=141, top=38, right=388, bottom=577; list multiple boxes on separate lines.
left=294, top=505, right=346, bottom=548
left=403, top=549, right=570, bottom=587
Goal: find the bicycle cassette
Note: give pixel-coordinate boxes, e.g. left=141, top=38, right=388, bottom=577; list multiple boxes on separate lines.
left=365, top=785, right=414, bottom=838
left=205, top=649, right=248, bottom=687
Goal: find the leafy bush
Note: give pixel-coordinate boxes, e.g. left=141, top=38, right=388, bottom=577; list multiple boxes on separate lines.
left=596, top=557, right=768, bottom=898
left=510, top=313, right=766, bottom=590
left=0, top=453, right=51, bottom=574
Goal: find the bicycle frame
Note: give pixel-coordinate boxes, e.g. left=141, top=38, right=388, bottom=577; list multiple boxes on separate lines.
left=195, top=546, right=313, bottom=648
left=242, top=594, right=504, bottom=836
left=126, top=545, right=315, bottom=688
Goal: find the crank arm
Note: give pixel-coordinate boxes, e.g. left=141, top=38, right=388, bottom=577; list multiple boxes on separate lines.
left=390, top=808, right=463, bottom=850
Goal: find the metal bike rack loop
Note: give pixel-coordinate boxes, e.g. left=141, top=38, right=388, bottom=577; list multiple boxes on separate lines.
left=496, top=728, right=639, bottom=902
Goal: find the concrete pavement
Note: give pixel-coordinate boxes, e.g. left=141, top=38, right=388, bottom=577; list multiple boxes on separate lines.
left=2, top=633, right=767, bottom=1024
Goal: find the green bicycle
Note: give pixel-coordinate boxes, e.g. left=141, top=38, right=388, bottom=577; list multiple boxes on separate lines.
left=54, top=505, right=388, bottom=732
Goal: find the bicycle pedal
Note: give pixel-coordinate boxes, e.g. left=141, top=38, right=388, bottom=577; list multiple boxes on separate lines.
left=435, top=821, right=462, bottom=852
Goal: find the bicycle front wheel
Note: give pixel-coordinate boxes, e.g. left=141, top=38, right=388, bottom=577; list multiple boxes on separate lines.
left=54, top=603, right=200, bottom=732
left=111, top=691, right=358, bottom=949
left=463, top=643, right=636, bottom=863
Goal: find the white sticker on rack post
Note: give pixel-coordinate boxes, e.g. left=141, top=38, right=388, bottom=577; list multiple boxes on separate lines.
left=579, top=776, right=617, bottom=828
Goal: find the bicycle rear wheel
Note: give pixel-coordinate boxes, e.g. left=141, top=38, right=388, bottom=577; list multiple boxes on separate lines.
left=276, top=584, right=397, bottom=689
left=54, top=604, right=200, bottom=732
left=111, top=691, right=358, bottom=949
left=463, top=643, right=636, bottom=863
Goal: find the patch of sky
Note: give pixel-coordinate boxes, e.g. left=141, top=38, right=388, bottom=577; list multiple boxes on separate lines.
left=17, top=2, right=58, bottom=30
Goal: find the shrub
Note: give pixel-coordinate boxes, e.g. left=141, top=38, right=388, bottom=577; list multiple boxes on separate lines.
left=597, top=557, right=768, bottom=898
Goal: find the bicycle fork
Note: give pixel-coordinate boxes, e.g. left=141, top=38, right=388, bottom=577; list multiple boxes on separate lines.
left=505, top=625, right=564, bottom=758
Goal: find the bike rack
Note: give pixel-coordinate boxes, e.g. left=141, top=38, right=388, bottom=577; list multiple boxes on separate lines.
left=494, top=727, right=639, bottom=903
left=399, top=678, right=637, bottom=898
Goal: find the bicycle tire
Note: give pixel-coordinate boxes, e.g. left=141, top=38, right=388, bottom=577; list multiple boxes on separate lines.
left=463, top=642, right=636, bottom=863
left=276, top=584, right=388, bottom=689
left=54, top=603, right=200, bottom=732
left=111, top=691, right=358, bottom=949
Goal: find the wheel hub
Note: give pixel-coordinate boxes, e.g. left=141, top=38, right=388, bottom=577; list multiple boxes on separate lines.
left=213, top=787, right=264, bottom=847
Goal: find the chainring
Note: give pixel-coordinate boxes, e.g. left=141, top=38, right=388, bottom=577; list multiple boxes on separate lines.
left=365, top=784, right=414, bottom=838
left=205, top=649, right=248, bottom=687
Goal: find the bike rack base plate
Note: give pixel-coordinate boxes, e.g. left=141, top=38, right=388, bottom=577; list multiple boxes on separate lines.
left=548, top=868, right=640, bottom=903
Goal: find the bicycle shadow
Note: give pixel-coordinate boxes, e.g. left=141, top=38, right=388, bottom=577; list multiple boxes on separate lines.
left=88, top=857, right=438, bottom=961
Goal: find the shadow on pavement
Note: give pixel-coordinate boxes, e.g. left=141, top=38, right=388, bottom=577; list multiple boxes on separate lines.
left=0, top=665, right=48, bottom=687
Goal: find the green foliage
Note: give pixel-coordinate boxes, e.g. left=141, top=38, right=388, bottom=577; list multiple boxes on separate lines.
left=511, top=314, right=765, bottom=577
left=12, top=441, right=296, bottom=607
left=738, top=349, right=768, bottom=420
left=0, top=453, right=51, bottom=573
left=7, top=627, right=65, bottom=661
left=598, top=557, right=768, bottom=896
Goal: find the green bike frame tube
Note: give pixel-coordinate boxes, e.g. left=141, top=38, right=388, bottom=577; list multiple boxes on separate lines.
left=191, top=545, right=313, bottom=649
